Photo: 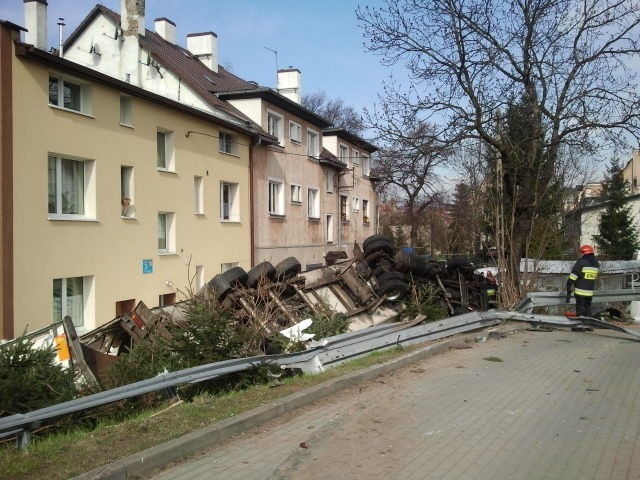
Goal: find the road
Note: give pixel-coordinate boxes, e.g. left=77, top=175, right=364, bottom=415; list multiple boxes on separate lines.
left=147, top=326, right=640, bottom=480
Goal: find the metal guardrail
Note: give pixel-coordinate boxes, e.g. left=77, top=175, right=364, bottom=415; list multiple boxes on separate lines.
left=2, top=307, right=638, bottom=448
left=514, top=289, right=640, bottom=312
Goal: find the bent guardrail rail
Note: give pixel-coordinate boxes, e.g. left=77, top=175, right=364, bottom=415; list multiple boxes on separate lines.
left=2, top=310, right=638, bottom=448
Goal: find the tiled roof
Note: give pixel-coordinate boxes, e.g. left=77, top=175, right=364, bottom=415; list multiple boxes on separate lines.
left=319, top=147, right=347, bottom=170
left=63, top=5, right=269, bottom=133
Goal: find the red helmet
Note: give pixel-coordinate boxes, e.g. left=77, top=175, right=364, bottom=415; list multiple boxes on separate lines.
left=580, top=244, right=594, bottom=255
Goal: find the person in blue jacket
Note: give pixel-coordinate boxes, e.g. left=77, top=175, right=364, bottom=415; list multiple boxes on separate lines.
left=566, top=245, right=600, bottom=317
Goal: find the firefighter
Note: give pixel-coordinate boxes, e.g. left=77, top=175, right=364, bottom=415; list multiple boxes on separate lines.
left=566, top=245, right=600, bottom=317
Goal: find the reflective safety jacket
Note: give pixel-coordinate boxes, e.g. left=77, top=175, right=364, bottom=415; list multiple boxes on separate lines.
left=567, top=254, right=600, bottom=297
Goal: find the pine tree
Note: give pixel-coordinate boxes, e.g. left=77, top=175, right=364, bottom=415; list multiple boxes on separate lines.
left=593, top=159, right=639, bottom=260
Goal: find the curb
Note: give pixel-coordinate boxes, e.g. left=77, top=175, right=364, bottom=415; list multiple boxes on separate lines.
left=72, top=324, right=526, bottom=480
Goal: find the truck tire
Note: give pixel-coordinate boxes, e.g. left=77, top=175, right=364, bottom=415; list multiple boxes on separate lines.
left=376, top=271, right=408, bottom=302
left=221, top=266, right=248, bottom=286
left=275, top=257, right=301, bottom=280
left=208, top=276, right=233, bottom=300
left=247, top=262, right=276, bottom=288
left=363, top=236, right=394, bottom=257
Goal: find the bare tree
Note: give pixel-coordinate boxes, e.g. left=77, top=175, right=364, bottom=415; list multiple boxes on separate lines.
left=302, top=91, right=365, bottom=135
left=372, top=114, right=450, bottom=249
left=358, top=0, right=640, bottom=302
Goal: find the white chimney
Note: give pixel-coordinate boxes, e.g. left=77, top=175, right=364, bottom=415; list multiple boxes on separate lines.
left=154, top=17, right=175, bottom=44
left=277, top=68, right=302, bottom=104
left=24, top=0, right=47, bottom=50
left=187, top=32, right=218, bottom=73
left=121, top=0, right=145, bottom=37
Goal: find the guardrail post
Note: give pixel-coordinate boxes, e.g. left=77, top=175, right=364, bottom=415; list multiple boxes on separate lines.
left=18, top=428, right=30, bottom=449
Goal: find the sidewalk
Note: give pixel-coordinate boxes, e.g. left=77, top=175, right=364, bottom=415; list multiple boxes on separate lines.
left=77, top=325, right=640, bottom=479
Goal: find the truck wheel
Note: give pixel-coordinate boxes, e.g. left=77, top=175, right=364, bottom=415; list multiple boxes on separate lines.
left=376, top=271, right=408, bottom=302
left=275, top=257, right=301, bottom=280
left=363, top=237, right=394, bottom=257
left=247, top=262, right=276, bottom=288
left=221, top=266, right=247, bottom=286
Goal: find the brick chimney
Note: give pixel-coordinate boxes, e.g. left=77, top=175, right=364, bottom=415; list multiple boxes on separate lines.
left=154, top=17, right=175, bottom=44
left=23, top=0, right=47, bottom=50
left=120, top=0, right=144, bottom=85
left=187, top=32, right=218, bottom=73
left=277, top=68, right=301, bottom=104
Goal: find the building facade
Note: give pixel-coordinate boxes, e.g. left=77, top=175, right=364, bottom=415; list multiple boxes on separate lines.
left=0, top=17, right=258, bottom=339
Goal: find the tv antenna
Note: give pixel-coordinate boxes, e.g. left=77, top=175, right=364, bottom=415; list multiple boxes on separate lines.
left=264, top=46, right=279, bottom=85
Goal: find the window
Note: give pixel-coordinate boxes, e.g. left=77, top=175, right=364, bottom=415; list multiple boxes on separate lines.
left=291, top=184, right=302, bottom=204
left=159, top=293, right=176, bottom=307
left=115, top=299, right=135, bottom=316
left=220, top=182, right=239, bottom=221
left=308, top=187, right=320, bottom=218
left=290, top=121, right=301, bottom=143
left=267, top=111, right=284, bottom=144
left=219, top=131, right=236, bottom=155
left=326, top=170, right=334, bottom=193
left=49, top=74, right=91, bottom=113
left=326, top=214, right=334, bottom=243
left=353, top=149, right=360, bottom=165
left=158, top=212, right=176, bottom=253
left=195, top=265, right=204, bottom=292
left=268, top=179, right=285, bottom=215
left=307, top=129, right=320, bottom=158
left=121, top=165, right=135, bottom=217
left=340, top=194, right=349, bottom=222
left=53, top=276, right=93, bottom=329
left=362, top=155, right=371, bottom=177
left=120, top=95, right=133, bottom=126
left=221, top=262, right=239, bottom=273
left=363, top=199, right=370, bottom=223
left=194, top=176, right=204, bottom=214
left=157, top=130, right=175, bottom=171
left=48, top=155, right=95, bottom=219
left=339, top=144, right=349, bottom=167
left=352, top=197, right=360, bottom=212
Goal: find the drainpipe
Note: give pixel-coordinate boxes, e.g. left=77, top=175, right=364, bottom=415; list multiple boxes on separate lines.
left=249, top=135, right=261, bottom=267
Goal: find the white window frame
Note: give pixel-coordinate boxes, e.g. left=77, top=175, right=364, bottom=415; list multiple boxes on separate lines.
left=48, top=73, right=92, bottom=115
left=352, top=196, right=360, bottom=212
left=121, top=165, right=135, bottom=218
left=308, top=187, right=320, bottom=219
left=362, top=154, right=371, bottom=177
left=339, top=144, right=349, bottom=167
left=267, top=110, right=284, bottom=145
left=52, top=276, right=95, bottom=331
left=326, top=170, right=334, bottom=193
left=220, top=181, right=240, bottom=221
left=290, top=184, right=302, bottom=204
left=340, top=194, right=350, bottom=222
left=195, top=265, right=204, bottom=292
left=307, top=129, right=320, bottom=158
left=48, top=154, right=96, bottom=220
left=352, top=149, right=360, bottom=165
left=120, top=94, right=133, bottom=127
left=289, top=121, right=301, bottom=143
left=194, top=176, right=204, bottom=214
left=219, top=131, right=236, bottom=155
left=363, top=199, right=370, bottom=223
left=326, top=214, right=334, bottom=243
left=157, top=129, right=175, bottom=171
left=268, top=178, right=285, bottom=216
left=158, top=212, right=176, bottom=254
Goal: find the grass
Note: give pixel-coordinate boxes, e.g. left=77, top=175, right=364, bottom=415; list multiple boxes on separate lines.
left=0, top=346, right=413, bottom=480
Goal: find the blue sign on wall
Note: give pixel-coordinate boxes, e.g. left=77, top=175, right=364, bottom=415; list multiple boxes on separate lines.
left=142, top=259, right=153, bottom=274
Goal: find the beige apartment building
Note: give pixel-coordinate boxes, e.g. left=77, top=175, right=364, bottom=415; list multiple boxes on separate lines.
left=0, top=18, right=260, bottom=339
left=60, top=2, right=379, bottom=270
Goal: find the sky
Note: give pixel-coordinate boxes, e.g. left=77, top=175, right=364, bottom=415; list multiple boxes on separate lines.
left=0, top=0, right=393, bottom=119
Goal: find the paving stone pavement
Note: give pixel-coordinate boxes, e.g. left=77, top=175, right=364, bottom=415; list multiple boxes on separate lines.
left=145, top=327, right=640, bottom=480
